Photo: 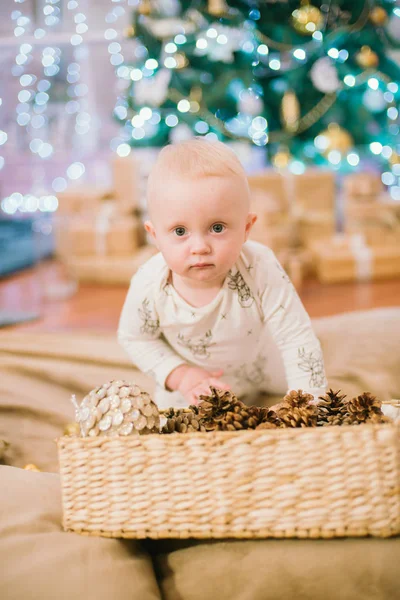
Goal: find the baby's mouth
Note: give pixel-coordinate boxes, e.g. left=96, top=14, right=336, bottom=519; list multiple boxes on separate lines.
left=191, top=263, right=214, bottom=268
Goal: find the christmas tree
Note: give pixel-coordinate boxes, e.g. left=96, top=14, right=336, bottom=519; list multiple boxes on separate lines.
left=114, top=0, right=400, bottom=197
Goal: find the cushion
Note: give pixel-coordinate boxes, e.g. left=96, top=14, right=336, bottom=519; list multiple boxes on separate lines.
left=0, top=438, right=9, bottom=462
left=0, top=466, right=161, bottom=600
left=149, top=536, right=400, bottom=600
left=314, top=307, right=400, bottom=402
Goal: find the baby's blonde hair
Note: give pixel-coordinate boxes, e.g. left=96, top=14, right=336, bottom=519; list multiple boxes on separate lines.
left=147, top=138, right=248, bottom=194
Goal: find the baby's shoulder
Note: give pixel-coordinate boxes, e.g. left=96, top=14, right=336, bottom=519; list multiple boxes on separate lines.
left=131, top=251, right=167, bottom=287
left=240, top=240, right=276, bottom=273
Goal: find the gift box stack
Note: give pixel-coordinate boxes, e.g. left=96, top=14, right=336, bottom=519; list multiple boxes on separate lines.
left=248, top=168, right=400, bottom=285
left=54, top=154, right=157, bottom=284
left=247, top=168, right=336, bottom=288
left=310, top=172, right=400, bottom=284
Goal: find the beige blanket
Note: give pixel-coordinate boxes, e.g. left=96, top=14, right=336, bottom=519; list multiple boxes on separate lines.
left=0, top=308, right=399, bottom=600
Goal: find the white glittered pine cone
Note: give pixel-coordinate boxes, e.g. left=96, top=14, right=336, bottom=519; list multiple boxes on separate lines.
left=73, top=380, right=160, bottom=437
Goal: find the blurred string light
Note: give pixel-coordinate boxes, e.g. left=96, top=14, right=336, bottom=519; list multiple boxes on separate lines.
left=105, top=0, right=126, bottom=69
left=11, top=2, right=34, bottom=172
left=31, top=0, right=63, bottom=162
left=109, top=0, right=139, bottom=156
left=0, top=92, right=6, bottom=172
left=63, top=0, right=91, bottom=187
left=1, top=0, right=94, bottom=215
left=1, top=192, right=58, bottom=215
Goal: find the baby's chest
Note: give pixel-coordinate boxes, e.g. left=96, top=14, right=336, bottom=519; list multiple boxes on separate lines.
left=158, top=299, right=264, bottom=351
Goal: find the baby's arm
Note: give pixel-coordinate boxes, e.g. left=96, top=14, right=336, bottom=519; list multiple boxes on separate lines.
left=259, top=250, right=327, bottom=400
left=118, top=267, right=186, bottom=390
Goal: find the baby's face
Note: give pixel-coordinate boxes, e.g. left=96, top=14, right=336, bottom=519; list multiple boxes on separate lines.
left=145, top=174, right=256, bottom=288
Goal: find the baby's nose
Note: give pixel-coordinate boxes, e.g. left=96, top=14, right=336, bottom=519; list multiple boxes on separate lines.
left=190, top=235, right=211, bottom=254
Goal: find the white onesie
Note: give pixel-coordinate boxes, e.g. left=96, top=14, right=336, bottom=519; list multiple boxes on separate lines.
left=118, top=240, right=327, bottom=409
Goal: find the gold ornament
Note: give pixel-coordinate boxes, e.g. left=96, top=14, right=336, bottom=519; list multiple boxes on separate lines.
left=355, top=45, right=379, bottom=69
left=64, top=422, right=80, bottom=437
left=174, top=52, right=189, bottom=69
left=272, top=146, right=292, bottom=169
left=318, top=123, right=354, bottom=156
left=123, top=25, right=135, bottom=39
left=291, top=1, right=323, bottom=36
left=71, top=380, right=160, bottom=437
left=389, top=151, right=400, bottom=167
left=369, top=7, right=388, bottom=26
left=138, top=0, right=152, bottom=16
left=24, top=464, right=41, bottom=472
left=208, top=0, right=229, bottom=17
left=281, top=90, right=300, bottom=132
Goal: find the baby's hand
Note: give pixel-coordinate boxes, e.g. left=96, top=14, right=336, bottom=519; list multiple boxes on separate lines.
left=176, top=366, right=230, bottom=404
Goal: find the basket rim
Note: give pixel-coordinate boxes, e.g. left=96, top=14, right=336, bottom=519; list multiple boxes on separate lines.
left=56, top=421, right=399, bottom=449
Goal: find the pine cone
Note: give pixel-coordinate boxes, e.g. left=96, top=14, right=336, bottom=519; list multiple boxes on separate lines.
left=197, top=387, right=242, bottom=431
left=211, top=404, right=261, bottom=431
left=275, top=389, right=318, bottom=428
left=161, top=407, right=205, bottom=434
left=365, top=412, right=392, bottom=425
left=73, top=380, right=160, bottom=437
left=341, top=392, right=388, bottom=425
left=317, top=389, right=347, bottom=426
left=197, top=388, right=277, bottom=431
left=256, top=421, right=280, bottom=430
left=283, top=389, right=314, bottom=407
left=256, top=407, right=283, bottom=429
left=256, top=406, right=283, bottom=430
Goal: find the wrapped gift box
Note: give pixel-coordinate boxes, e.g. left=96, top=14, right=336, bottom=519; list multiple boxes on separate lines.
left=68, top=210, right=145, bottom=257
left=250, top=189, right=288, bottom=227
left=344, top=199, right=399, bottom=246
left=292, top=169, right=336, bottom=214
left=112, top=154, right=141, bottom=211
left=363, top=227, right=400, bottom=247
left=65, top=245, right=158, bottom=284
left=343, top=172, right=383, bottom=201
left=346, top=220, right=400, bottom=247
left=249, top=220, right=297, bottom=253
left=296, top=212, right=336, bottom=247
left=57, top=186, right=113, bottom=215
left=380, top=195, right=400, bottom=220
left=278, top=247, right=315, bottom=278
left=310, top=235, right=400, bottom=283
left=247, top=170, right=289, bottom=212
left=344, top=199, right=397, bottom=223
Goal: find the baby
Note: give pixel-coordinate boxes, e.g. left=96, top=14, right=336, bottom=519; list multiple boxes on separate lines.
left=118, top=138, right=327, bottom=409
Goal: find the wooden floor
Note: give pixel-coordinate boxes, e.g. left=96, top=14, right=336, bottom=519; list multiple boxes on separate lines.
left=1, top=259, right=400, bottom=333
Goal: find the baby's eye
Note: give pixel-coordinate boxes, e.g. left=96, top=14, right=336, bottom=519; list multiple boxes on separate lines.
left=174, top=227, right=186, bottom=237
left=211, top=223, right=225, bottom=233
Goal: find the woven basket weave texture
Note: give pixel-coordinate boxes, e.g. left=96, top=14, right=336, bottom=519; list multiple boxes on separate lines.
left=58, top=424, right=400, bottom=540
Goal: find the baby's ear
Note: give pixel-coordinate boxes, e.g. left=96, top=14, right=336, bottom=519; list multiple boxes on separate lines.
left=144, top=220, right=155, bottom=237
left=144, top=220, right=158, bottom=247
left=245, top=213, right=257, bottom=240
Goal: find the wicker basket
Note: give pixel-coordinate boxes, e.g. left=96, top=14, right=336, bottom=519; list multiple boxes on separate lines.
left=58, top=423, right=400, bottom=540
